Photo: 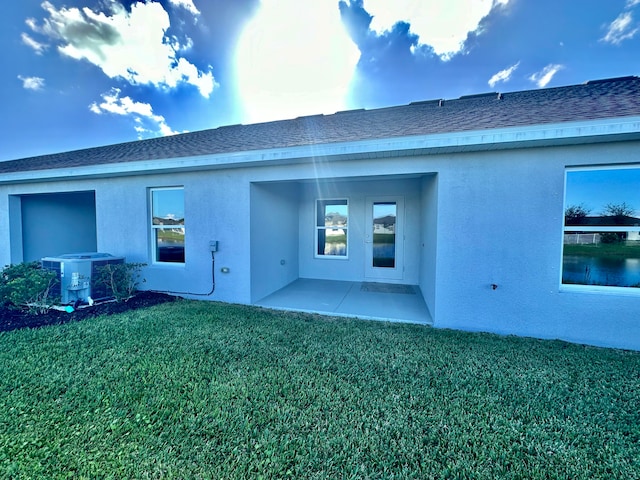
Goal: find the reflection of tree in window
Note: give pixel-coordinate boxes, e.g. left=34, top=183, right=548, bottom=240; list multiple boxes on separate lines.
left=564, top=204, right=591, bottom=225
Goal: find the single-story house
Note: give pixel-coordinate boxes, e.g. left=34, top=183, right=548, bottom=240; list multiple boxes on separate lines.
left=565, top=215, right=640, bottom=244
left=2, top=76, right=640, bottom=350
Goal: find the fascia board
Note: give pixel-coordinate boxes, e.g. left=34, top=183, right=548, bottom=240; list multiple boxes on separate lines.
left=2, top=116, right=640, bottom=185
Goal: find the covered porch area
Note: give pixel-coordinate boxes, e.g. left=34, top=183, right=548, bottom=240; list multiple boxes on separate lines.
left=249, top=173, right=438, bottom=323
left=255, top=278, right=432, bottom=324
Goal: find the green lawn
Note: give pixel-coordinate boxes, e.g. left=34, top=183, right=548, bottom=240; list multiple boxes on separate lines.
left=1, top=301, right=639, bottom=479
left=564, top=241, right=640, bottom=258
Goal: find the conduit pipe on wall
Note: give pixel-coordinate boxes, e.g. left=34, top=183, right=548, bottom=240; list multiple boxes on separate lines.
left=151, top=251, right=216, bottom=297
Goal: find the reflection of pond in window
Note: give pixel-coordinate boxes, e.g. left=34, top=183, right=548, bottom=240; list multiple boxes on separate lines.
left=322, top=242, right=347, bottom=256
left=563, top=254, right=640, bottom=287
left=156, top=229, right=185, bottom=263
left=318, top=229, right=346, bottom=256
left=562, top=239, right=640, bottom=287
left=373, top=242, right=395, bottom=267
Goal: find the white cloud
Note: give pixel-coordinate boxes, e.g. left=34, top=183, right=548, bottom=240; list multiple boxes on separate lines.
left=89, top=88, right=179, bottom=137
left=168, top=0, right=200, bottom=16
left=21, top=32, right=47, bottom=54
left=18, top=75, right=45, bottom=91
left=529, top=64, right=564, bottom=88
left=601, top=11, right=639, bottom=44
left=236, top=0, right=359, bottom=123
left=26, top=1, right=216, bottom=97
left=169, top=34, right=194, bottom=52
left=363, top=0, right=511, bottom=59
left=488, top=62, right=520, bottom=88
left=627, top=0, right=640, bottom=7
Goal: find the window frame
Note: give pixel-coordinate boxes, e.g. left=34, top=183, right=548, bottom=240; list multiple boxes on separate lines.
left=149, top=186, right=185, bottom=265
left=561, top=166, right=640, bottom=294
left=314, top=198, right=349, bottom=260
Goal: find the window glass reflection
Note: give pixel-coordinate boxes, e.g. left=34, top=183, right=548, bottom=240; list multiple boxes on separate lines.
left=151, top=188, right=185, bottom=263
left=372, top=202, right=396, bottom=268
left=563, top=168, right=640, bottom=288
left=316, top=199, right=347, bottom=257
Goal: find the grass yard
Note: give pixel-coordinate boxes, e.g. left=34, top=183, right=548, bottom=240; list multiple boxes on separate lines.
left=563, top=241, right=640, bottom=258
left=1, top=300, right=639, bottom=479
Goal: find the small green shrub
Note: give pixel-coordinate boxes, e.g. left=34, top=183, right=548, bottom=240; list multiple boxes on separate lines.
left=600, top=232, right=626, bottom=244
left=94, top=262, right=146, bottom=302
left=0, top=262, right=58, bottom=314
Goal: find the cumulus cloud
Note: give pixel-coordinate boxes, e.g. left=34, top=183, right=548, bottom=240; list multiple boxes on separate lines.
left=529, top=64, right=564, bottom=88
left=361, top=0, right=511, bottom=59
left=488, top=62, right=520, bottom=88
left=18, top=75, right=45, bottom=91
left=89, top=88, right=179, bottom=137
left=601, top=11, right=639, bottom=44
left=168, top=0, right=200, bottom=16
left=25, top=1, right=216, bottom=97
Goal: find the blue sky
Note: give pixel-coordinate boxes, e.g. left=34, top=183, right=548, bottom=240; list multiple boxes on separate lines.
left=566, top=168, right=640, bottom=218
left=2, top=0, right=639, bottom=161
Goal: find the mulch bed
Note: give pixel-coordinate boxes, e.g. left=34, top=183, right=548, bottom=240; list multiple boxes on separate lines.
left=0, top=291, right=176, bottom=333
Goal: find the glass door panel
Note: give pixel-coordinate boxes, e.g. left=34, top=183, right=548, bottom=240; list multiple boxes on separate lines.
left=372, top=202, right=396, bottom=268
left=365, top=197, right=404, bottom=281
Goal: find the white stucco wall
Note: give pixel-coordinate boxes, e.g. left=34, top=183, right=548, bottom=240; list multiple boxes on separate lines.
left=0, top=171, right=253, bottom=305
left=2, top=138, right=640, bottom=350
left=419, top=175, right=438, bottom=318
left=297, top=178, right=423, bottom=284
left=250, top=181, right=300, bottom=302
left=426, top=142, right=640, bottom=350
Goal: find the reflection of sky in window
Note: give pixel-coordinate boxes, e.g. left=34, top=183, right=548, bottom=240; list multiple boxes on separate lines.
left=153, top=189, right=184, bottom=219
left=566, top=169, right=640, bottom=216
left=374, top=203, right=396, bottom=218
left=325, top=204, right=348, bottom=217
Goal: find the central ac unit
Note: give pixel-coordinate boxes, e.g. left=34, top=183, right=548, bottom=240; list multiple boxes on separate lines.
left=41, top=253, right=125, bottom=304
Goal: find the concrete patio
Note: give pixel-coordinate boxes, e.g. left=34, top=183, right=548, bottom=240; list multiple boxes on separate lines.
left=255, top=278, right=433, bottom=324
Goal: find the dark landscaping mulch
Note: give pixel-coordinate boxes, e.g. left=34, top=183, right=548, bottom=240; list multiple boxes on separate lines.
left=0, top=291, right=176, bottom=333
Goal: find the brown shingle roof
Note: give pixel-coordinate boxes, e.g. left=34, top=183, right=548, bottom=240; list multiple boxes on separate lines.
left=2, top=76, right=640, bottom=175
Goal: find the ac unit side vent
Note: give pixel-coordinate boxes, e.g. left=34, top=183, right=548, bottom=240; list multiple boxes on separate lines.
left=90, top=258, right=125, bottom=300
left=41, top=260, right=63, bottom=299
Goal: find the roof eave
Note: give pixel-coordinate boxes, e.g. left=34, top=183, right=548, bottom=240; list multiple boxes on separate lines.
left=2, top=116, right=640, bottom=185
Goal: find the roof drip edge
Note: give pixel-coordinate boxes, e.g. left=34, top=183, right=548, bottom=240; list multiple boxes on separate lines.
left=1, top=116, right=640, bottom=185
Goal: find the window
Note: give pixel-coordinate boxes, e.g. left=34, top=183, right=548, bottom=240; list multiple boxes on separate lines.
left=316, top=199, right=348, bottom=258
left=150, top=187, right=185, bottom=263
left=562, top=167, right=640, bottom=289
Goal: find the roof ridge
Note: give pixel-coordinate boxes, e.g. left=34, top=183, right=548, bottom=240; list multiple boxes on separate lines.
left=585, top=76, right=638, bottom=85
left=458, top=92, right=498, bottom=100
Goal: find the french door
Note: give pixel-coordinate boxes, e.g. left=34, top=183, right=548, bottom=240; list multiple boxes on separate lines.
left=364, top=197, right=404, bottom=281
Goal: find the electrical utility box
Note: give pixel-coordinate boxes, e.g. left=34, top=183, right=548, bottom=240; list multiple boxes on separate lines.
left=41, top=253, right=125, bottom=304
